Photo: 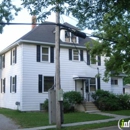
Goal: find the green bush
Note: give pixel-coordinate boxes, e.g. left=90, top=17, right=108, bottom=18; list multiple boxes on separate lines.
left=63, top=91, right=83, bottom=112
left=92, top=90, right=130, bottom=111
left=43, top=91, right=83, bottom=112
left=43, top=99, right=48, bottom=111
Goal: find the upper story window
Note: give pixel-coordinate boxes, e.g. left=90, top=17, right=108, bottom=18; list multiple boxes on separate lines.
left=91, top=55, right=96, bottom=64
left=111, top=78, right=118, bottom=86
left=36, top=45, right=54, bottom=63
left=2, top=54, right=5, bottom=68
left=73, top=50, right=79, bottom=61
left=41, top=47, right=49, bottom=62
left=69, top=49, right=83, bottom=61
left=11, top=47, right=17, bottom=65
left=65, top=31, right=78, bottom=43
left=87, top=51, right=101, bottom=66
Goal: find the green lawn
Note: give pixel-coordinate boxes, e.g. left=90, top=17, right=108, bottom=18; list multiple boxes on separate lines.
left=104, top=110, right=130, bottom=116
left=47, top=121, right=118, bottom=130
left=0, top=108, right=113, bottom=128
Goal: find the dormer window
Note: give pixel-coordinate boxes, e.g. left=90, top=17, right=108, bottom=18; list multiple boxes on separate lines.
left=65, top=31, right=77, bottom=43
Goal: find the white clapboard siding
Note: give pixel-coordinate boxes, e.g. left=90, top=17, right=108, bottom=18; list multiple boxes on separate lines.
left=0, top=45, right=23, bottom=110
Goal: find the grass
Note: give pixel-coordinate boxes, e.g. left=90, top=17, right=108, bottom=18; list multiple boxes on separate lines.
left=46, top=121, right=118, bottom=130
left=0, top=108, right=113, bottom=128
left=104, top=110, right=130, bottom=116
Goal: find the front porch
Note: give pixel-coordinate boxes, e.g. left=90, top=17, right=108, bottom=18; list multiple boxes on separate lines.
left=73, top=76, right=100, bottom=112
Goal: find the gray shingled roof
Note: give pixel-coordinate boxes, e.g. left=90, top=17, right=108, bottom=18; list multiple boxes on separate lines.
left=0, top=22, right=93, bottom=54
left=20, top=22, right=92, bottom=47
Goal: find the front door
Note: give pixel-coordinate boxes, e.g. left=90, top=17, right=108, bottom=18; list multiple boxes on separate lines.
left=84, top=78, right=96, bottom=101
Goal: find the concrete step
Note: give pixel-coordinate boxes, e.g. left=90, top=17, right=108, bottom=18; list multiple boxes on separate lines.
left=83, top=102, right=99, bottom=112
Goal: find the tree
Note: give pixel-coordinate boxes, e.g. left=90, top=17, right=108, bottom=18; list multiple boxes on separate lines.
left=0, top=0, right=21, bottom=33
left=1, top=0, right=130, bottom=80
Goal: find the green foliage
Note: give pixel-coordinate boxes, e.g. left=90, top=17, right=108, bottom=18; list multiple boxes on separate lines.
left=63, top=91, right=83, bottom=105
left=43, top=91, right=83, bottom=112
left=63, top=91, right=83, bottom=112
left=42, top=99, right=48, bottom=111
left=0, top=0, right=21, bottom=33
left=92, top=90, right=130, bottom=111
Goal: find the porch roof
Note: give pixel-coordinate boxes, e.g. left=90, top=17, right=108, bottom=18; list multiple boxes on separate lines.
left=73, top=75, right=91, bottom=80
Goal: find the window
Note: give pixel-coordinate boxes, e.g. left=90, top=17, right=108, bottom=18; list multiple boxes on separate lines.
left=111, top=78, right=118, bottom=85
left=73, top=50, right=79, bottom=60
left=65, top=31, right=77, bottom=43
left=91, top=55, right=96, bottom=64
left=11, top=48, right=17, bottom=65
left=2, top=55, right=5, bottom=68
left=87, top=51, right=101, bottom=66
left=69, top=49, right=83, bottom=61
left=36, top=45, right=54, bottom=63
left=41, top=47, right=49, bottom=62
left=10, top=76, right=17, bottom=93
left=1, top=78, right=5, bottom=93
left=38, top=75, right=54, bottom=93
left=90, top=78, right=96, bottom=91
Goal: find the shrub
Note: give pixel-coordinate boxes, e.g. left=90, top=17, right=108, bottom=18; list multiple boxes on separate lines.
left=43, top=99, right=48, bottom=111
left=43, top=91, right=83, bottom=113
left=92, top=89, right=130, bottom=111
left=63, top=91, right=83, bottom=112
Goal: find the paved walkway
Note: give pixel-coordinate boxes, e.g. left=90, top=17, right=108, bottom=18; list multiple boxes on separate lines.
left=16, top=112, right=130, bottom=130
left=0, top=114, right=20, bottom=130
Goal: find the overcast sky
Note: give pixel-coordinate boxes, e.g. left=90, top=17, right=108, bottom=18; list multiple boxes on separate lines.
left=0, top=1, right=92, bottom=51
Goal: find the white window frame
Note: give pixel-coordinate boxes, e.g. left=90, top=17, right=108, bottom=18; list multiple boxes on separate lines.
left=65, top=31, right=78, bottom=43
left=72, top=49, right=80, bottom=61
left=1, top=78, right=5, bottom=93
left=111, top=78, right=118, bottom=86
left=91, top=55, right=96, bottom=65
left=11, top=76, right=16, bottom=93
left=12, top=48, right=16, bottom=64
left=90, top=78, right=96, bottom=91
left=41, top=46, right=50, bottom=62
left=2, top=55, right=5, bottom=68
left=43, top=76, right=54, bottom=92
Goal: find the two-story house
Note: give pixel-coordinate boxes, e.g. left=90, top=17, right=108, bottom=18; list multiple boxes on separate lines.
left=0, top=22, right=124, bottom=111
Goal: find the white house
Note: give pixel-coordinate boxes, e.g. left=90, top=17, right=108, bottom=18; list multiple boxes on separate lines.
left=0, top=22, right=124, bottom=111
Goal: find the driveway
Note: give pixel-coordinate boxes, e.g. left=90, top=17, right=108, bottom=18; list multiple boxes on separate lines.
left=0, top=114, right=20, bottom=130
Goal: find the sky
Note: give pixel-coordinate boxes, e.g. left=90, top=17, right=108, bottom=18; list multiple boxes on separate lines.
left=0, top=1, right=92, bottom=51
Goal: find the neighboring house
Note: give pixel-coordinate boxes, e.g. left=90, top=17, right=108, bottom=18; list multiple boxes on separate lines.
left=0, top=22, right=124, bottom=111
left=123, top=84, right=130, bottom=94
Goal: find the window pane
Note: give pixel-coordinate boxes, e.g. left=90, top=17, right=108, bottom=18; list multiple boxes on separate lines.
left=73, top=50, right=79, bottom=60
left=90, top=85, right=96, bottom=91
left=42, top=48, right=48, bottom=54
left=44, top=77, right=54, bottom=92
left=91, top=56, right=96, bottom=64
left=42, top=55, right=48, bottom=61
left=90, top=78, right=95, bottom=84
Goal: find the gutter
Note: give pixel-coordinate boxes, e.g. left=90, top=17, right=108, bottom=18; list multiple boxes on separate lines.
left=0, top=39, right=86, bottom=55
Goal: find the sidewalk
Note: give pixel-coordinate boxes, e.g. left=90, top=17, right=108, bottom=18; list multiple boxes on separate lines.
left=17, top=112, right=130, bottom=130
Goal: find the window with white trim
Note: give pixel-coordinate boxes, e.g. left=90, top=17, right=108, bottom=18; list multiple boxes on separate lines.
left=90, top=78, right=96, bottom=91
left=1, top=78, right=5, bottom=93
left=65, top=31, right=78, bottom=43
left=2, top=55, right=5, bottom=68
left=11, top=48, right=17, bottom=65
left=111, top=78, right=118, bottom=85
left=38, top=75, right=54, bottom=93
left=91, top=55, right=96, bottom=64
left=73, top=49, right=79, bottom=61
left=10, top=76, right=17, bottom=93
left=41, top=46, right=50, bottom=62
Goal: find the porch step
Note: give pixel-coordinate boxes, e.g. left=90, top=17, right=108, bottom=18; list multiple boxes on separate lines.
left=82, top=102, right=100, bottom=112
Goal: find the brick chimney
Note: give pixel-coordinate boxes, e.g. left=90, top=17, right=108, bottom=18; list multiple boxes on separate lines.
left=32, top=16, right=36, bottom=29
